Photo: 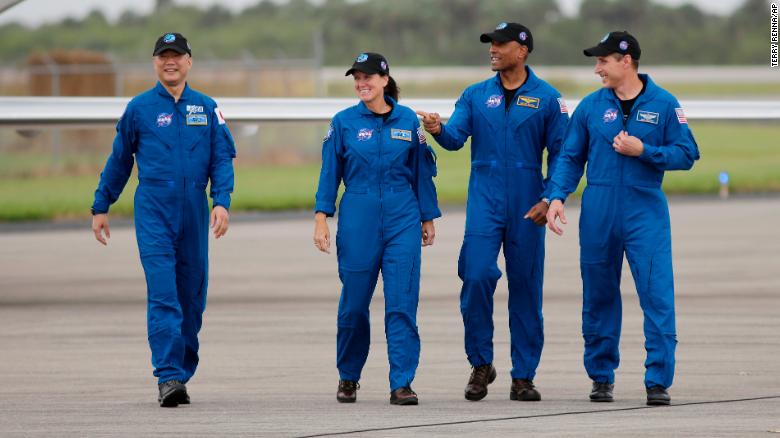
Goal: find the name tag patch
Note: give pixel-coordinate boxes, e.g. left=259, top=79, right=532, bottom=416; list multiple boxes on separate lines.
left=186, top=114, right=208, bottom=126
left=636, top=110, right=659, bottom=125
left=391, top=128, right=412, bottom=142
left=516, top=95, right=540, bottom=109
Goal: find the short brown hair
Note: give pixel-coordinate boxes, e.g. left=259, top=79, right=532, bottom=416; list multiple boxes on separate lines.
left=611, top=53, right=639, bottom=70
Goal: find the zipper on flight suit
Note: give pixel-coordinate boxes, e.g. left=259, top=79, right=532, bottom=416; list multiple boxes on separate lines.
left=175, top=100, right=187, bottom=237
left=376, top=116, right=384, bottom=240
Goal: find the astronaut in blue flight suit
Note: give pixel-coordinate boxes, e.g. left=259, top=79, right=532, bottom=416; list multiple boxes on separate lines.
left=546, top=32, right=699, bottom=406
left=91, top=33, right=235, bottom=407
left=418, top=23, right=568, bottom=402
left=313, top=53, right=440, bottom=406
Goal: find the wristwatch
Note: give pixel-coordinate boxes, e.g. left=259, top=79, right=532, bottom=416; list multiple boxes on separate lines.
left=541, top=197, right=551, bottom=205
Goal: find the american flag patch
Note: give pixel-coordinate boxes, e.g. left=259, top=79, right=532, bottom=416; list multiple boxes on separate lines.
left=215, top=107, right=226, bottom=125
left=417, top=126, right=427, bottom=144
left=675, top=108, right=687, bottom=124
left=557, top=97, right=568, bottom=114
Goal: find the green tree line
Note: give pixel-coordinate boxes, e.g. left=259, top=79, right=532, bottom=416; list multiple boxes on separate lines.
left=0, top=0, right=771, bottom=65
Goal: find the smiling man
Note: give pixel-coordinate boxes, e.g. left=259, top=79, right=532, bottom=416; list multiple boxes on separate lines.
left=545, top=31, right=700, bottom=406
left=91, top=32, right=236, bottom=407
left=417, top=22, right=568, bottom=402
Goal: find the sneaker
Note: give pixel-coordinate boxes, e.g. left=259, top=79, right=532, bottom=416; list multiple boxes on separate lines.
left=465, top=364, right=497, bottom=401
left=337, top=380, right=359, bottom=403
left=646, top=385, right=671, bottom=406
left=510, top=379, right=541, bottom=401
left=390, top=387, right=419, bottom=405
left=589, top=381, right=614, bottom=402
left=158, top=380, right=187, bottom=408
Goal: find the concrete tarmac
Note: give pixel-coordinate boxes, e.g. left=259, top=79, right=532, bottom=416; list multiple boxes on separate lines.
left=0, top=197, right=778, bottom=437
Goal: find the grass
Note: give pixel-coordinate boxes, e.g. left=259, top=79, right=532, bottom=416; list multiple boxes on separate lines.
left=0, top=121, right=777, bottom=222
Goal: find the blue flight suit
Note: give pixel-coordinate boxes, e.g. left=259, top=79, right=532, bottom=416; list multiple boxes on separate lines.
left=431, top=66, right=568, bottom=380
left=548, top=74, right=699, bottom=389
left=92, top=82, right=236, bottom=384
left=315, top=97, right=441, bottom=391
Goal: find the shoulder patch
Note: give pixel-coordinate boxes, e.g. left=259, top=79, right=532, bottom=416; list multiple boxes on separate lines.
left=323, top=123, right=333, bottom=142
left=417, top=126, right=427, bottom=144
left=215, top=107, right=226, bottom=125
left=556, top=97, right=568, bottom=114
left=675, top=108, right=688, bottom=124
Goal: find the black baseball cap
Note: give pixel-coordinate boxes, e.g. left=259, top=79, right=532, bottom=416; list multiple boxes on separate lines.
left=153, top=32, right=191, bottom=56
left=480, top=22, right=533, bottom=52
left=345, top=52, right=389, bottom=76
left=584, top=31, right=640, bottom=60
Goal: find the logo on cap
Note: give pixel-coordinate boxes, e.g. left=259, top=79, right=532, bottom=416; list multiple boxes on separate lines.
left=380, top=61, right=387, bottom=71
left=356, top=53, right=368, bottom=63
left=163, top=33, right=176, bottom=43
left=600, top=33, right=610, bottom=43
left=496, top=22, right=508, bottom=30
left=519, top=31, right=527, bottom=41
left=619, top=40, right=629, bottom=51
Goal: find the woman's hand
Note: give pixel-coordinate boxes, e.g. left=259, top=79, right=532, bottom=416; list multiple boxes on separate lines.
left=421, top=220, right=435, bottom=246
left=314, top=212, right=331, bottom=254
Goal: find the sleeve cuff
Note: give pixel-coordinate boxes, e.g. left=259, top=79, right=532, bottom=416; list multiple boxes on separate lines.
left=420, top=208, right=442, bottom=222
left=638, top=143, right=657, bottom=163
left=91, top=200, right=109, bottom=214
left=432, top=124, right=445, bottom=141
left=549, top=191, right=567, bottom=203
left=314, top=201, right=336, bottom=217
left=213, top=193, right=232, bottom=210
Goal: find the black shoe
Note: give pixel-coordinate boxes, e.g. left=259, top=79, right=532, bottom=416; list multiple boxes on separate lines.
left=337, top=380, right=359, bottom=403
left=390, top=387, right=419, bottom=405
left=465, top=364, right=497, bottom=401
left=158, top=380, right=187, bottom=407
left=589, top=381, right=614, bottom=402
left=646, top=386, right=671, bottom=406
left=510, top=379, right=541, bottom=401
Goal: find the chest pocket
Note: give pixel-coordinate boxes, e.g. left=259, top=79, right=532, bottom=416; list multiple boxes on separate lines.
left=590, top=104, right=623, bottom=147
left=386, top=128, right=415, bottom=163
left=627, top=108, right=664, bottom=142
left=343, top=127, right=378, bottom=164
left=507, top=96, right=544, bottom=131
left=184, top=123, right=211, bottom=151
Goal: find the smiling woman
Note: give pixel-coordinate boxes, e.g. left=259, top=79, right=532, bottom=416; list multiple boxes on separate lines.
left=313, top=51, right=441, bottom=406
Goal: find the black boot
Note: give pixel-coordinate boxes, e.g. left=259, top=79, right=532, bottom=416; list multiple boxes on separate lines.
left=464, top=364, right=497, bottom=401
left=158, top=380, right=188, bottom=407
left=646, top=386, right=671, bottom=406
left=589, top=381, right=614, bottom=402
left=390, top=387, right=419, bottom=405
left=337, top=380, right=359, bottom=403
left=510, top=379, right=541, bottom=401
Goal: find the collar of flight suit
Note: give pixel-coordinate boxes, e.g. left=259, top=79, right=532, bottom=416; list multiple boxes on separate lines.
left=355, top=95, right=401, bottom=123
left=154, top=81, right=193, bottom=102
left=598, top=73, right=659, bottom=109
left=489, top=65, right=541, bottom=96
left=591, top=73, right=665, bottom=144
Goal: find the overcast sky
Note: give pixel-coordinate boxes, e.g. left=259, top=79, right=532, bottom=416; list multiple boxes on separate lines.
left=0, top=0, right=747, bottom=26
